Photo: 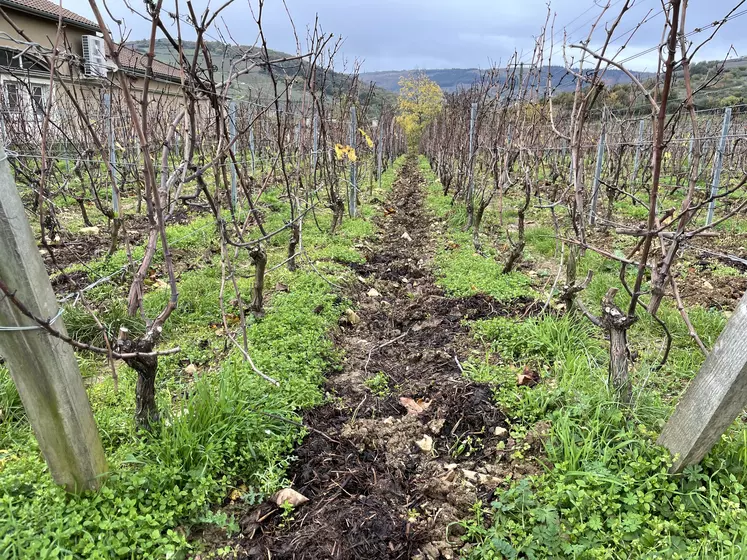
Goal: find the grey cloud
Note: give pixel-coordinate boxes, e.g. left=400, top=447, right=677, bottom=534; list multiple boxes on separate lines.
left=62, top=0, right=747, bottom=71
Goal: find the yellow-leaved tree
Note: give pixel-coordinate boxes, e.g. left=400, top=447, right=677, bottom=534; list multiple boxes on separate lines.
left=396, top=73, right=444, bottom=152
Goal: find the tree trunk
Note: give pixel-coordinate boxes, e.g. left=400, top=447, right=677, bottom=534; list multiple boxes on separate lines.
left=329, top=191, right=344, bottom=234
left=128, top=354, right=159, bottom=430
left=287, top=222, right=300, bottom=272
left=118, top=330, right=160, bottom=431
left=250, top=245, right=267, bottom=315
left=562, top=244, right=579, bottom=311
left=107, top=217, right=121, bottom=257
left=75, top=197, right=93, bottom=227
left=600, top=288, right=637, bottom=405
left=648, top=261, right=667, bottom=316
left=472, top=202, right=486, bottom=252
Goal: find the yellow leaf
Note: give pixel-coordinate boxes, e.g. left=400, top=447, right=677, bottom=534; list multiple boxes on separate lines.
left=348, top=148, right=357, bottom=162
left=359, top=128, right=374, bottom=148
left=334, top=143, right=345, bottom=160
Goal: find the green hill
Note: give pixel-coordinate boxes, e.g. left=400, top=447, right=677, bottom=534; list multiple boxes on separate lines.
left=126, top=38, right=396, bottom=114
left=359, top=66, right=651, bottom=94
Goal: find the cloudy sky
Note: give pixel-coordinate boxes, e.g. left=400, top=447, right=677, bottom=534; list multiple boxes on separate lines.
left=63, top=0, right=747, bottom=72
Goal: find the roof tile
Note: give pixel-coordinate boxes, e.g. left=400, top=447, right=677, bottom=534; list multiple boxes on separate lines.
left=0, top=0, right=98, bottom=29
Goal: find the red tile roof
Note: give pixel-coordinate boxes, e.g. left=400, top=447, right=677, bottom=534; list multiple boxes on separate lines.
left=0, top=0, right=183, bottom=84
left=110, top=44, right=182, bottom=83
left=0, top=0, right=99, bottom=30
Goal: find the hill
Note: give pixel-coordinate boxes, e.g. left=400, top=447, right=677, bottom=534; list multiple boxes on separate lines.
left=360, top=66, right=653, bottom=94
left=361, top=59, right=747, bottom=111
left=126, top=38, right=396, bottom=114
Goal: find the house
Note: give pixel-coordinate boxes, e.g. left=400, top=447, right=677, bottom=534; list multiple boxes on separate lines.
left=0, top=0, right=183, bottom=144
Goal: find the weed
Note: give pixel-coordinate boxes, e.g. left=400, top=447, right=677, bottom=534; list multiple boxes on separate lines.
left=364, top=371, right=391, bottom=397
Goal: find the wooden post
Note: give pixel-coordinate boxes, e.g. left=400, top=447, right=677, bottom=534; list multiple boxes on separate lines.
left=0, top=146, right=107, bottom=492
left=658, top=289, right=747, bottom=472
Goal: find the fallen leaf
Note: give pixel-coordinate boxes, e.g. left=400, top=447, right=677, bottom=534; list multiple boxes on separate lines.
left=400, top=396, right=431, bottom=415
left=342, top=308, right=360, bottom=325
left=275, top=282, right=289, bottom=292
left=229, top=485, right=247, bottom=502
left=517, top=365, right=539, bottom=387
left=273, top=488, right=309, bottom=507
left=184, top=364, right=197, bottom=375
left=401, top=231, right=413, bottom=242
left=367, top=287, right=381, bottom=298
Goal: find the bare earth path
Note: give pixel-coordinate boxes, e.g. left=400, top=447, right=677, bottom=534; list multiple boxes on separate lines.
left=238, top=158, right=540, bottom=559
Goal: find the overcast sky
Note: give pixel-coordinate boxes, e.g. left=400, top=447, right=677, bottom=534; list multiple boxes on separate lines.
left=63, top=0, right=747, bottom=72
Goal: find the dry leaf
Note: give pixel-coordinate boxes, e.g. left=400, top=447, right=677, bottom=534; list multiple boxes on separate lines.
left=400, top=396, right=431, bottom=415
left=229, top=484, right=247, bottom=502
left=273, top=488, right=309, bottom=507
left=344, top=308, right=361, bottom=325
left=517, top=365, right=539, bottom=387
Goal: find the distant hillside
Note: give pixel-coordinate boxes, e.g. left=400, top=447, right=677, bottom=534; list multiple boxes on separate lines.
left=361, top=58, right=747, bottom=112
left=127, top=39, right=396, bottom=113
left=360, top=67, right=653, bottom=94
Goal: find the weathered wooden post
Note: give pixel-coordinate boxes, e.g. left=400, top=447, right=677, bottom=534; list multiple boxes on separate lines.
left=658, top=289, right=747, bottom=472
left=0, top=145, right=107, bottom=492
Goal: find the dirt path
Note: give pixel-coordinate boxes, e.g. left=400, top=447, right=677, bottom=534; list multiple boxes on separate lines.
left=239, top=158, right=540, bottom=559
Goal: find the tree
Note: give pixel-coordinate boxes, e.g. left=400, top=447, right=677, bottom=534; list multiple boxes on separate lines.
left=396, top=73, right=443, bottom=151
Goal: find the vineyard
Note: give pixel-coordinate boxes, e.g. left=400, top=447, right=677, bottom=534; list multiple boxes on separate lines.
left=1, top=0, right=747, bottom=558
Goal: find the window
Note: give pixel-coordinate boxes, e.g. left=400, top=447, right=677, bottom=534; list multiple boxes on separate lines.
left=4, top=82, right=18, bottom=111
left=31, top=85, right=45, bottom=115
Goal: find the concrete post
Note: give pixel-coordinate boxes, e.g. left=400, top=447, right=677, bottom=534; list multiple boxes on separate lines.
left=588, top=114, right=607, bottom=226
left=706, top=107, right=731, bottom=226
left=104, top=93, right=119, bottom=215
left=349, top=106, right=357, bottom=218
left=228, top=100, right=237, bottom=209
left=631, top=119, right=645, bottom=185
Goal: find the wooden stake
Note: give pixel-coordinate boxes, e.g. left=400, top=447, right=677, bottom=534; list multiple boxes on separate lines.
left=0, top=146, right=107, bottom=492
left=658, top=289, right=747, bottom=472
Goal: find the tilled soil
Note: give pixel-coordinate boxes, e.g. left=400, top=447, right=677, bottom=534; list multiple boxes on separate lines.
left=234, top=159, right=542, bottom=559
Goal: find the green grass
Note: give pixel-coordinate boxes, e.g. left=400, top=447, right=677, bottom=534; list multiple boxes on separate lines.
left=419, top=156, right=747, bottom=559
left=0, top=158, right=404, bottom=559
left=420, top=159, right=536, bottom=302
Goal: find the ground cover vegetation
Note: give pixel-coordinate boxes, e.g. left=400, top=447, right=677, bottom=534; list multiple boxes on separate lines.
left=2, top=0, right=747, bottom=559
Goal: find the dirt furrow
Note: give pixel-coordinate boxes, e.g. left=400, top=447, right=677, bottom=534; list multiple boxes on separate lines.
left=239, top=158, right=540, bottom=559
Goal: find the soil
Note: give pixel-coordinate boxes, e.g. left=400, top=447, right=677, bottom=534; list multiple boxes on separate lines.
left=227, top=159, right=543, bottom=559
